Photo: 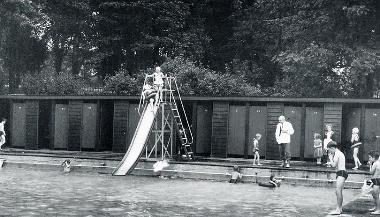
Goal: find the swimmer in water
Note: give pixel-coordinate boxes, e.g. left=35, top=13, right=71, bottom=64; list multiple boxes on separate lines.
left=268, top=175, right=284, bottom=187
left=61, top=159, right=71, bottom=173
left=227, top=165, right=243, bottom=184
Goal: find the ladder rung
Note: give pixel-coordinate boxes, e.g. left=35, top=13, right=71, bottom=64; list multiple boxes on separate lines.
left=184, top=144, right=190, bottom=147
left=174, top=115, right=180, bottom=118
left=187, top=152, right=193, bottom=154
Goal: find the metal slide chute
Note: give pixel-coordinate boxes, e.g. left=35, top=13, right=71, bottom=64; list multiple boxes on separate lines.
left=112, top=102, right=160, bottom=176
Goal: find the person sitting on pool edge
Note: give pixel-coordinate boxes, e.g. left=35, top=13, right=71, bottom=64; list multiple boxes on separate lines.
left=226, top=165, right=243, bottom=184
left=326, top=141, right=348, bottom=215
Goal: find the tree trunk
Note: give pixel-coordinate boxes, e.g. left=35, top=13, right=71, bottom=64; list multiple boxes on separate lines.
left=366, top=73, right=374, bottom=98
left=52, top=36, right=65, bottom=74
left=8, top=70, right=20, bottom=94
left=71, top=36, right=80, bottom=75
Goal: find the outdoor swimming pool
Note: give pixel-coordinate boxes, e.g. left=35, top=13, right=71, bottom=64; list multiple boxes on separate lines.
left=0, top=166, right=359, bottom=217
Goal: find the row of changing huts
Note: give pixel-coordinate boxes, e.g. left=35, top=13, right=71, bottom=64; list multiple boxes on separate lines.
left=4, top=95, right=380, bottom=162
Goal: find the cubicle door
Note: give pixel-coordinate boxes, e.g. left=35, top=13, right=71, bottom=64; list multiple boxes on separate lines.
left=344, top=108, right=361, bottom=160
left=12, top=103, right=26, bottom=148
left=227, top=106, right=246, bottom=156
left=304, top=107, right=323, bottom=158
left=364, top=108, right=380, bottom=161
left=196, top=104, right=212, bottom=155
left=81, top=103, right=97, bottom=149
left=284, top=106, right=302, bottom=158
left=248, top=106, right=267, bottom=157
left=54, top=104, right=68, bottom=149
left=127, top=104, right=140, bottom=148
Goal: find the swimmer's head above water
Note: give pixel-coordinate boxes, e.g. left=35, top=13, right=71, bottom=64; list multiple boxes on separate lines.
left=233, top=165, right=240, bottom=172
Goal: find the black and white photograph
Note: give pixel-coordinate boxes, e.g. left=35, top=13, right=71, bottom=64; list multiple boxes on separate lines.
left=0, top=0, right=379, bottom=216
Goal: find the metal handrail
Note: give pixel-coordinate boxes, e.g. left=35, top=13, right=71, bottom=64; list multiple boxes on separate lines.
left=138, top=75, right=148, bottom=114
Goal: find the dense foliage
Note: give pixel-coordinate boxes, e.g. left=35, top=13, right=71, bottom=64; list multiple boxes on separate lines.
left=1, top=0, right=379, bottom=97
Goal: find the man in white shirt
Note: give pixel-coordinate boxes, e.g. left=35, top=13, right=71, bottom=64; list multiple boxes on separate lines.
left=0, top=118, right=6, bottom=150
left=327, top=141, right=347, bottom=215
left=275, top=115, right=294, bottom=168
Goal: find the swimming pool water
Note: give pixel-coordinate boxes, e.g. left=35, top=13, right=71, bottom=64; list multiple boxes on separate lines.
left=0, top=166, right=359, bottom=216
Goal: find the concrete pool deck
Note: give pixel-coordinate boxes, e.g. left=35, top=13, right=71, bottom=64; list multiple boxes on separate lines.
left=325, top=194, right=379, bottom=217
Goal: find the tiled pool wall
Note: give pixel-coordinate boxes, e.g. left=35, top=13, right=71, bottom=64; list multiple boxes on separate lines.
left=0, top=155, right=367, bottom=189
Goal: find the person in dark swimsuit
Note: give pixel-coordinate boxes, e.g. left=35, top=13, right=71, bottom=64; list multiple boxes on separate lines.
left=368, top=151, right=380, bottom=214
left=327, top=141, right=347, bottom=215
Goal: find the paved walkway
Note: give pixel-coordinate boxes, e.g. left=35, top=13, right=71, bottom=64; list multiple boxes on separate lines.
left=325, top=194, right=376, bottom=217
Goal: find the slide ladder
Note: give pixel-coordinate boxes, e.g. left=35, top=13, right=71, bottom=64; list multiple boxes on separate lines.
left=168, top=79, right=194, bottom=160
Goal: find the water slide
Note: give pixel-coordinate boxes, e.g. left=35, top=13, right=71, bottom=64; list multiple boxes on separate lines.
left=112, top=102, right=159, bottom=176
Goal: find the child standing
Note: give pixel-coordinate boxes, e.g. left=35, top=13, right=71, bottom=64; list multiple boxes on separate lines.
left=313, top=133, right=323, bottom=165
left=324, top=124, right=335, bottom=167
left=252, top=133, right=262, bottom=166
left=351, top=127, right=362, bottom=170
left=152, top=66, right=164, bottom=104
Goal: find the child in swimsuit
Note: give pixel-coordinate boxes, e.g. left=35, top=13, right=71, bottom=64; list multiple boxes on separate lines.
left=252, top=133, right=262, bottom=166
left=227, top=165, right=243, bottom=184
left=324, top=124, right=334, bottom=167
left=142, top=84, right=157, bottom=106
left=313, top=133, right=323, bottom=165
left=152, top=67, right=165, bottom=104
left=351, top=127, right=362, bottom=170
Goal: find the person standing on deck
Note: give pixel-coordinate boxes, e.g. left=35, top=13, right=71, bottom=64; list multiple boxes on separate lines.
left=368, top=151, right=380, bottom=215
left=0, top=118, right=6, bottom=150
left=327, top=141, right=348, bottom=215
left=275, top=115, right=294, bottom=168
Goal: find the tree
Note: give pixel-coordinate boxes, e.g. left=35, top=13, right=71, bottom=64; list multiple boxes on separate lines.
left=0, top=0, right=47, bottom=93
left=42, top=0, right=98, bottom=76
left=95, top=0, right=211, bottom=78
left=231, top=0, right=380, bottom=97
